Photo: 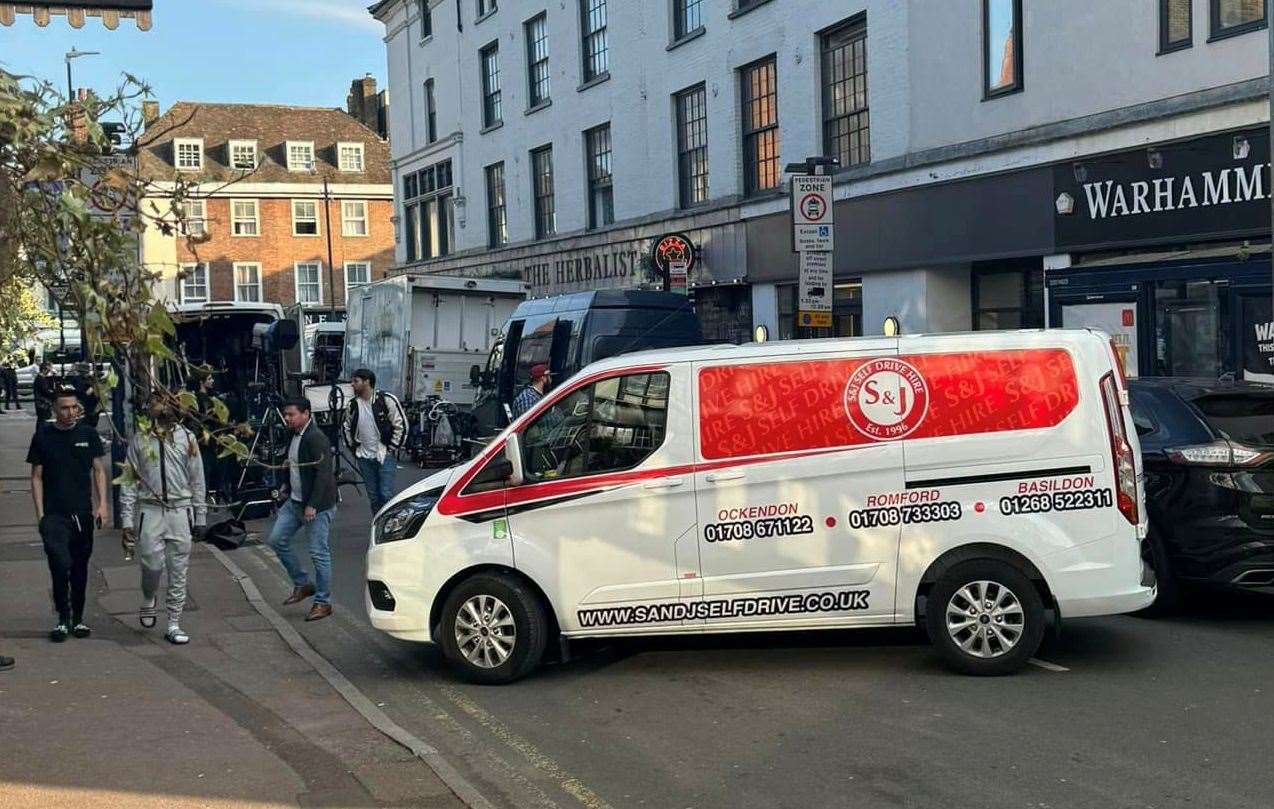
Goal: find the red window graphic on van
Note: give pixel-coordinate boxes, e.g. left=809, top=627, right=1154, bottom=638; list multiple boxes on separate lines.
left=698, top=349, right=1079, bottom=460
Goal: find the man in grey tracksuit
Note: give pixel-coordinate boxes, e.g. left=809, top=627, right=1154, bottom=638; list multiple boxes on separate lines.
left=119, top=398, right=207, bottom=645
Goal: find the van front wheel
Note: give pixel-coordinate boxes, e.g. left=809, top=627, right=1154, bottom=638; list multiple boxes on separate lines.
left=438, top=573, right=548, bottom=684
left=925, top=560, right=1045, bottom=676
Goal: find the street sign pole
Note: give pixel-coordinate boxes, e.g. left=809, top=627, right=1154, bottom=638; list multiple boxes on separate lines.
left=791, top=169, right=834, bottom=334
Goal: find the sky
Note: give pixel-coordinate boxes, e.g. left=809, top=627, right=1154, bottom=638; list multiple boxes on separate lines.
left=0, top=0, right=387, bottom=109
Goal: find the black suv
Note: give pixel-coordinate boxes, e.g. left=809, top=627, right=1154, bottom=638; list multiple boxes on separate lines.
left=1129, top=378, right=1274, bottom=608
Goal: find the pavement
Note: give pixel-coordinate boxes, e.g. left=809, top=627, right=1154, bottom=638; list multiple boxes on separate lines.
left=0, top=406, right=466, bottom=809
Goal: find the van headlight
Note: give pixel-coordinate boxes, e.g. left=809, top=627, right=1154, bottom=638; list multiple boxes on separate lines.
left=374, top=488, right=441, bottom=544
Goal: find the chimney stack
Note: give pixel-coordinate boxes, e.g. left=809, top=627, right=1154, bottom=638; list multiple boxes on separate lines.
left=142, top=100, right=160, bottom=129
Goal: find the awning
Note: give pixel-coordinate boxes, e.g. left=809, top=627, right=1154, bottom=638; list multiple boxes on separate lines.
left=0, top=2, right=153, bottom=30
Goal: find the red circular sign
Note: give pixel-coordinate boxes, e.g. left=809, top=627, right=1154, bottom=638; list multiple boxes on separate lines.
left=799, top=193, right=827, bottom=222
left=652, top=233, right=696, bottom=274
left=843, top=358, right=930, bottom=441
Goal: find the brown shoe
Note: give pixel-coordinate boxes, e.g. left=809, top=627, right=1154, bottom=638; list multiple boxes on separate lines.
left=305, top=603, right=332, bottom=622
left=283, top=583, right=316, bottom=605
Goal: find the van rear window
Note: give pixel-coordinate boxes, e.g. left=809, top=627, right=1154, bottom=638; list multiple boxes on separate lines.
left=1191, top=393, right=1274, bottom=448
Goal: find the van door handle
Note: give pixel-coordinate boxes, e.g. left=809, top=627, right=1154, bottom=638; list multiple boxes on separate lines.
left=704, top=471, right=745, bottom=483
left=643, top=476, right=685, bottom=490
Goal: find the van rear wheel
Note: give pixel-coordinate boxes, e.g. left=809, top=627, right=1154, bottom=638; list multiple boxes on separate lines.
left=926, top=560, right=1045, bottom=676
left=438, top=573, right=548, bottom=684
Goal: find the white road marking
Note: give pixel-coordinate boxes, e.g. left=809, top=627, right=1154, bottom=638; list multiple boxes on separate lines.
left=1029, top=657, right=1070, bottom=672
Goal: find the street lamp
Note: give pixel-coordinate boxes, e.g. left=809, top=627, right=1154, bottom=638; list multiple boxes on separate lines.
left=65, top=47, right=100, bottom=100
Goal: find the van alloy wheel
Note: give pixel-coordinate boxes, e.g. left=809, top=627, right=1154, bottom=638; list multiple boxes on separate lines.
left=945, top=580, right=1024, bottom=659
left=455, top=594, right=516, bottom=668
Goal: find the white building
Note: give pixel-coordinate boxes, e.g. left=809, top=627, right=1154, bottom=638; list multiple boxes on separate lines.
left=374, top=0, right=1272, bottom=378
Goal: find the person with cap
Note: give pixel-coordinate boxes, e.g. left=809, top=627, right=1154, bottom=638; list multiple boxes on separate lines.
left=119, top=394, right=207, bottom=645
left=511, top=364, right=553, bottom=419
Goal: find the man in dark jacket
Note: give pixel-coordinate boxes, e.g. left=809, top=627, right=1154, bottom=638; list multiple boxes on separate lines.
left=0, top=355, right=19, bottom=411
left=33, top=362, right=59, bottom=423
left=267, top=398, right=338, bottom=621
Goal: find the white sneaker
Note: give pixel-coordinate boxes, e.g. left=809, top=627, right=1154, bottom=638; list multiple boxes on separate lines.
left=165, top=626, right=190, bottom=645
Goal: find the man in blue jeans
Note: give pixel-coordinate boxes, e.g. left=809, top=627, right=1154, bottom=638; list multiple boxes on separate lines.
left=269, top=398, right=338, bottom=621
left=341, top=368, right=406, bottom=516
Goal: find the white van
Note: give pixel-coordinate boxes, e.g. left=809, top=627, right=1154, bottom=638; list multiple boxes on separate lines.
left=366, top=330, right=1155, bottom=682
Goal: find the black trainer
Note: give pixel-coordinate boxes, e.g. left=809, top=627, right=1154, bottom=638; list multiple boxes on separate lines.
left=50, top=623, right=69, bottom=643
left=0, top=656, right=14, bottom=671
left=71, top=623, right=91, bottom=639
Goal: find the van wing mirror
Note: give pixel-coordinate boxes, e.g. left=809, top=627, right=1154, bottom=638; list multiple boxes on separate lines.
left=503, top=433, right=525, bottom=487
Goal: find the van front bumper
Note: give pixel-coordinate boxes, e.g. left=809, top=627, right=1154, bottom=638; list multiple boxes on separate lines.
left=365, top=540, right=437, bottom=643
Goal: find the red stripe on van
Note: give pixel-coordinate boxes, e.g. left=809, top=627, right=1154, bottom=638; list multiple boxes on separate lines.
left=698, top=349, right=1078, bottom=460
left=436, top=444, right=854, bottom=518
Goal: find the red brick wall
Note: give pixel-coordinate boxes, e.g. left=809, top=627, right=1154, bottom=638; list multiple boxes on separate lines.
left=177, top=196, right=395, bottom=307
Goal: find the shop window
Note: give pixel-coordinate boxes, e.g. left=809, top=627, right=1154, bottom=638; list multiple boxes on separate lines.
left=695, top=286, right=754, bottom=344
left=1240, top=293, right=1274, bottom=382
left=972, top=265, right=1044, bottom=330
left=522, top=372, right=669, bottom=482
left=777, top=281, right=862, bottom=340
left=1153, top=280, right=1227, bottom=378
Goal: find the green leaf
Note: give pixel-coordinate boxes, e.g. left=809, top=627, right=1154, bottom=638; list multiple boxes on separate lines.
left=146, top=302, right=175, bottom=336
left=210, top=397, right=229, bottom=425
left=177, top=391, right=198, bottom=411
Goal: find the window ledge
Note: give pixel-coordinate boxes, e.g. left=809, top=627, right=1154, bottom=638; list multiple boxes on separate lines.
left=474, top=8, right=496, bottom=26
left=728, top=0, right=776, bottom=20
left=982, top=84, right=1024, bottom=102
left=480, top=121, right=505, bottom=135
left=1157, top=39, right=1192, bottom=55
left=577, top=71, right=611, bottom=93
left=524, top=99, right=552, bottom=116
left=1208, top=19, right=1267, bottom=42
left=667, top=26, right=706, bottom=51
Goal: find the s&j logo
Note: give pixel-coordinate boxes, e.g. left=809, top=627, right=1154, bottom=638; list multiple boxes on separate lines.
left=843, top=358, right=930, bottom=441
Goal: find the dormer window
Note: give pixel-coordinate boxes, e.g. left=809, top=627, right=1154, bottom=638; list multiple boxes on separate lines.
left=338, top=142, right=365, bottom=172
left=287, top=141, right=315, bottom=172
left=229, top=140, right=258, bottom=170
left=174, top=138, right=204, bottom=171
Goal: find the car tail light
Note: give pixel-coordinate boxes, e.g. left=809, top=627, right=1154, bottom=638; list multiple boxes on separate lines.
left=1166, top=441, right=1274, bottom=467
left=1100, top=373, right=1138, bottom=525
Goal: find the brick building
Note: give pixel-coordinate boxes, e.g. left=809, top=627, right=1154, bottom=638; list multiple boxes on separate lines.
left=138, top=102, right=394, bottom=312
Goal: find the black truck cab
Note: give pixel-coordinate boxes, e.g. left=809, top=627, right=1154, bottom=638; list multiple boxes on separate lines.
left=472, top=290, right=702, bottom=434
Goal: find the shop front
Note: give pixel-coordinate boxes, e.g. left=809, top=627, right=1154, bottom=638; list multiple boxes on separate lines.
left=405, top=216, right=754, bottom=343
left=1048, top=126, right=1271, bottom=379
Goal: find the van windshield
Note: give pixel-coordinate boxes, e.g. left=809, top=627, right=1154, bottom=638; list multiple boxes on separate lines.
left=1191, top=392, right=1274, bottom=447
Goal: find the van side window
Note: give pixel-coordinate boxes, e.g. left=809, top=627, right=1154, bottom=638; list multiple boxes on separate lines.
left=522, top=372, right=670, bottom=482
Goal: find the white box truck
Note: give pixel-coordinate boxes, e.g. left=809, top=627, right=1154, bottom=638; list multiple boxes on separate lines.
left=343, top=274, right=527, bottom=406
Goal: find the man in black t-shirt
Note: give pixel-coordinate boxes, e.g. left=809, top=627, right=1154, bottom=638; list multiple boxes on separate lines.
left=28, top=389, right=109, bottom=642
